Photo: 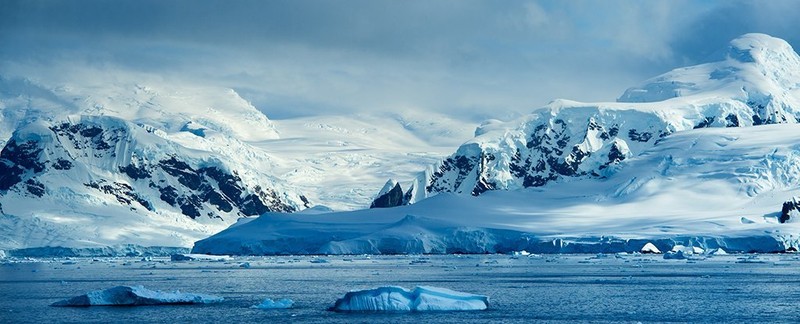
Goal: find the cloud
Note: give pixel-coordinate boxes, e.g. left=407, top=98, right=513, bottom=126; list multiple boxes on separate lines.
left=2, top=0, right=800, bottom=120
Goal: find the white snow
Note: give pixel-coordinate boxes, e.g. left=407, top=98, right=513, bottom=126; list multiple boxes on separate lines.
left=251, top=298, right=294, bottom=309
left=51, top=285, right=224, bottom=306
left=330, top=286, right=488, bottom=312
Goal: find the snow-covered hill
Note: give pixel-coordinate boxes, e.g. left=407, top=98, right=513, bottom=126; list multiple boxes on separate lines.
left=0, top=115, right=307, bottom=250
left=378, top=33, right=800, bottom=205
left=194, top=124, right=800, bottom=255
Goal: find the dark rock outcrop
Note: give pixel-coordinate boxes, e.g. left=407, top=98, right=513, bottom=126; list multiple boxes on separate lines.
left=780, top=198, right=799, bottom=223
left=370, top=183, right=404, bottom=208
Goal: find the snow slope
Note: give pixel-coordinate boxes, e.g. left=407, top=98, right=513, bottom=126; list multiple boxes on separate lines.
left=387, top=33, right=800, bottom=203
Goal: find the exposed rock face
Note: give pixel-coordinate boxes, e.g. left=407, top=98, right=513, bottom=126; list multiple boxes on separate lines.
left=420, top=109, right=659, bottom=198
left=0, top=115, right=307, bottom=222
left=370, top=182, right=404, bottom=208
left=780, top=198, right=800, bottom=223
left=369, top=179, right=421, bottom=208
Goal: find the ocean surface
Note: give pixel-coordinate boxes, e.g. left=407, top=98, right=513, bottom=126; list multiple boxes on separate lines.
left=1, top=254, right=800, bottom=323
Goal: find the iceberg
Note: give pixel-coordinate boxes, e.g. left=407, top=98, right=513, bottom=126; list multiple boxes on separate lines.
left=51, top=285, right=224, bottom=307
left=663, top=251, right=687, bottom=260
left=706, top=248, right=728, bottom=255
left=640, top=242, right=661, bottom=254
left=330, top=286, right=488, bottom=312
left=170, top=254, right=232, bottom=262
left=250, top=298, right=294, bottom=309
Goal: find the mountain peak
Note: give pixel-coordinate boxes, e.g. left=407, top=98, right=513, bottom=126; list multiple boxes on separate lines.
left=618, top=33, right=800, bottom=104
left=726, top=33, right=796, bottom=64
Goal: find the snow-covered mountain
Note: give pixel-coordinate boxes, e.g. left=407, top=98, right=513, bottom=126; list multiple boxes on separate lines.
left=0, top=74, right=312, bottom=251
left=197, top=33, right=800, bottom=255
left=0, top=115, right=307, bottom=250
left=0, top=70, right=472, bottom=252
left=375, top=33, right=800, bottom=205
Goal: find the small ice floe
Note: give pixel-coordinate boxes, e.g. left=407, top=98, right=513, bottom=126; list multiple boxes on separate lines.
left=664, top=244, right=710, bottom=260
left=736, top=255, right=767, bottom=264
left=251, top=298, right=294, bottom=309
left=309, top=258, right=329, bottom=264
left=239, top=262, right=251, bottom=268
left=510, top=250, right=531, bottom=259
left=51, top=285, right=224, bottom=307
left=170, top=254, right=232, bottom=262
left=640, top=242, right=662, bottom=254
left=671, top=245, right=704, bottom=255
left=330, top=286, right=489, bottom=312
left=663, top=251, right=687, bottom=260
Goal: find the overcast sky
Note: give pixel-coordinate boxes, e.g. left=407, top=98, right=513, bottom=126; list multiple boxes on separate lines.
left=2, top=0, right=800, bottom=120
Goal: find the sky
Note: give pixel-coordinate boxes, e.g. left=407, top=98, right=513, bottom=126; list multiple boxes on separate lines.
left=2, top=0, right=800, bottom=121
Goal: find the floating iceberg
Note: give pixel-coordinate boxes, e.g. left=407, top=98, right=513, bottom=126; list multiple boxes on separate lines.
left=170, top=254, right=232, bottom=262
left=251, top=298, right=294, bottom=309
left=51, top=285, right=224, bottom=307
left=707, top=248, right=728, bottom=255
left=671, top=245, right=704, bottom=254
left=640, top=243, right=661, bottom=254
left=663, top=251, right=687, bottom=260
left=330, top=286, right=488, bottom=312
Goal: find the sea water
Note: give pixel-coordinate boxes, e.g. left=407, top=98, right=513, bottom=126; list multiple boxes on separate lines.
left=1, top=254, right=799, bottom=323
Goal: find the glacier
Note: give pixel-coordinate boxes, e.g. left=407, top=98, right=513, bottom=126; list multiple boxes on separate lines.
left=51, top=285, right=224, bottom=307
left=330, top=286, right=488, bottom=312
